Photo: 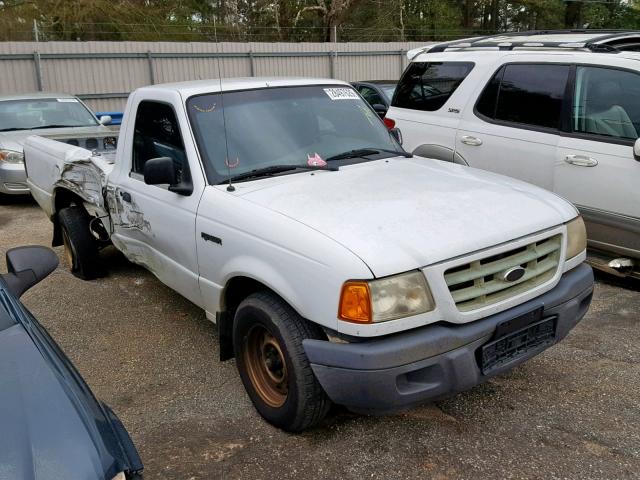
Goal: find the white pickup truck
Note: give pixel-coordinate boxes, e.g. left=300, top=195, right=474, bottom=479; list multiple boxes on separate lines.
left=25, top=77, right=594, bottom=432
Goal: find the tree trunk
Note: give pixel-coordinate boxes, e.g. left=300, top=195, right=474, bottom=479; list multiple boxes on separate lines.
left=565, top=0, right=582, bottom=28
left=491, top=0, right=499, bottom=32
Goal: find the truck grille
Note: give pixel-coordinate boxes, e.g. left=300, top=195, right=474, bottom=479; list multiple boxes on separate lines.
left=444, top=235, right=562, bottom=312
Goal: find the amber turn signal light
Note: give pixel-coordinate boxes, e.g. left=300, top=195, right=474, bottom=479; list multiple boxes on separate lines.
left=338, top=281, right=372, bottom=323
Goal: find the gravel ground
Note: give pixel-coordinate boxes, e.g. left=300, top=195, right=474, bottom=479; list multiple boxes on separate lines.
left=1, top=196, right=639, bottom=480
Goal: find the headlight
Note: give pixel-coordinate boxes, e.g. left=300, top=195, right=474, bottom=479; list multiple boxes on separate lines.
left=339, top=271, right=435, bottom=323
left=0, top=149, right=24, bottom=164
left=566, top=216, right=587, bottom=260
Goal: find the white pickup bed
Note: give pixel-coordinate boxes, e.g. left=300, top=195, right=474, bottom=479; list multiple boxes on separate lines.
left=25, top=135, right=115, bottom=220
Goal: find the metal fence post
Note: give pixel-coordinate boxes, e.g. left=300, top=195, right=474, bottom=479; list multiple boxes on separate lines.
left=248, top=50, right=255, bottom=77
left=146, top=51, right=155, bottom=84
left=399, top=49, right=405, bottom=77
left=329, top=51, right=336, bottom=79
left=33, top=51, right=43, bottom=91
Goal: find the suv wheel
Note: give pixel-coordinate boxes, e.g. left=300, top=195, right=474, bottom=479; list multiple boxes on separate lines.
left=233, top=292, right=331, bottom=432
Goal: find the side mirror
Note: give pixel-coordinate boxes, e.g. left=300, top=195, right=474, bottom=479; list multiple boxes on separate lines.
left=372, top=104, right=388, bottom=118
left=1, top=246, right=58, bottom=298
left=99, top=115, right=112, bottom=126
left=143, top=157, right=193, bottom=195
left=144, top=157, right=177, bottom=186
left=390, top=127, right=403, bottom=145
left=634, top=138, right=640, bottom=161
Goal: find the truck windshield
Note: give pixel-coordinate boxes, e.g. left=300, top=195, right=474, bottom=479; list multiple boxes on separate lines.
left=187, top=85, right=401, bottom=184
left=0, top=98, right=99, bottom=131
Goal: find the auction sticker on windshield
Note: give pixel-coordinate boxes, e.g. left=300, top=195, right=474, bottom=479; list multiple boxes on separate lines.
left=324, top=88, right=359, bottom=100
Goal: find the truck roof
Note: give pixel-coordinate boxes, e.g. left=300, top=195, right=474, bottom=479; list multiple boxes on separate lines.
left=0, top=92, right=78, bottom=102
left=137, top=77, right=350, bottom=98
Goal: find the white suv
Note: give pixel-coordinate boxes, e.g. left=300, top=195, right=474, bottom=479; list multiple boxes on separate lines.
left=387, top=31, right=640, bottom=279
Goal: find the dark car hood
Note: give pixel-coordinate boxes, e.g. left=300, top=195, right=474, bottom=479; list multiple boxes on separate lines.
left=0, top=288, right=141, bottom=480
left=0, top=324, right=116, bottom=479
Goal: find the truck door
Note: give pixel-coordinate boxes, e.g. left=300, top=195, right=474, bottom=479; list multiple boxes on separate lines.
left=111, top=97, right=206, bottom=306
left=554, top=64, right=640, bottom=257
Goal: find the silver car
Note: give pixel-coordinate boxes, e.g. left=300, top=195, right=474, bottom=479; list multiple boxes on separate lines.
left=0, top=93, right=113, bottom=195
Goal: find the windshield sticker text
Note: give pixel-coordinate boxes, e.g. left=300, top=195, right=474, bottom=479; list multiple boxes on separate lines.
left=324, top=88, right=359, bottom=100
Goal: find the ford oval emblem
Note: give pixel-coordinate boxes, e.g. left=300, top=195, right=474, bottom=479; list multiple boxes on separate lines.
left=502, top=266, right=526, bottom=282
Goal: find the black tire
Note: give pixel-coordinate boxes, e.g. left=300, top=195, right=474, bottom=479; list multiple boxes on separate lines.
left=233, top=291, right=331, bottom=432
left=58, top=206, right=104, bottom=280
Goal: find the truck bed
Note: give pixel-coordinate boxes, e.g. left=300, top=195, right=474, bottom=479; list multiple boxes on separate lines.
left=24, top=134, right=116, bottom=220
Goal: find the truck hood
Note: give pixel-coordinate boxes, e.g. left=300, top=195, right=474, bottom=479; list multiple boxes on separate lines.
left=235, top=158, right=577, bottom=277
left=0, top=125, right=110, bottom=152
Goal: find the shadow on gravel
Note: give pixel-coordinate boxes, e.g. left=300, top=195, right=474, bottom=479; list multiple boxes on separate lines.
left=595, top=270, right=640, bottom=292
left=0, top=194, right=36, bottom=206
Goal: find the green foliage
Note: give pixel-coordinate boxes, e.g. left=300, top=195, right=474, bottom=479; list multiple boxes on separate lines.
left=1, top=0, right=639, bottom=42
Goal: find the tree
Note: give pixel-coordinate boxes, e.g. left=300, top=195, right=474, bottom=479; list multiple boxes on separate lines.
left=1, top=0, right=639, bottom=42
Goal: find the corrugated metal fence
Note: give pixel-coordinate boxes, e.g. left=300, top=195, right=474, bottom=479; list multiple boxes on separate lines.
left=0, top=41, right=431, bottom=111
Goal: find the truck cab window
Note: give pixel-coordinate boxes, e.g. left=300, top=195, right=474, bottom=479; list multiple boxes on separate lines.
left=132, top=101, right=187, bottom=178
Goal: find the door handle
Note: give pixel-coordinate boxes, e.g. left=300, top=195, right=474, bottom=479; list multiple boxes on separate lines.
left=120, top=191, right=132, bottom=203
left=564, top=154, right=598, bottom=167
left=460, top=135, right=483, bottom=146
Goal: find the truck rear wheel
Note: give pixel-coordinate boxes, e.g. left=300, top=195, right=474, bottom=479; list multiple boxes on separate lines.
left=233, top=292, right=331, bottom=432
left=58, top=206, right=104, bottom=280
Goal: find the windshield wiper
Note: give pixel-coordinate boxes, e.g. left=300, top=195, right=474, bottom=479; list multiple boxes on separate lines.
left=326, top=147, right=412, bottom=161
left=0, top=127, right=24, bottom=132
left=29, top=124, right=81, bottom=130
left=222, top=164, right=338, bottom=184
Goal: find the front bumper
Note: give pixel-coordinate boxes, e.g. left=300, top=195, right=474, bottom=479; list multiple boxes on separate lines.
left=303, top=263, right=594, bottom=414
left=0, top=161, right=29, bottom=194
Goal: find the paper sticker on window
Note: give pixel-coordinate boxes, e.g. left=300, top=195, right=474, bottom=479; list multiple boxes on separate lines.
left=57, top=98, right=79, bottom=103
left=324, top=88, right=359, bottom=100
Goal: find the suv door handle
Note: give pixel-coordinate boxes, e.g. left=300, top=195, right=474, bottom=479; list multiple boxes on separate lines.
left=564, top=154, right=598, bottom=167
left=120, top=191, right=132, bottom=203
left=460, top=135, right=482, bottom=146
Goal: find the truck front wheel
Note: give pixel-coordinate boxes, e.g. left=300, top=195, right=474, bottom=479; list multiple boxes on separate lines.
left=58, top=206, right=104, bottom=280
left=233, top=292, right=331, bottom=432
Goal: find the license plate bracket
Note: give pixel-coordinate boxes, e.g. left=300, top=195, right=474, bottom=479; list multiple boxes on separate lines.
left=480, top=312, right=556, bottom=375
left=493, top=306, right=543, bottom=339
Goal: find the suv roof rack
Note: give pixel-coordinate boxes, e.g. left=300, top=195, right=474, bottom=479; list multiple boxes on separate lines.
left=415, top=30, right=640, bottom=56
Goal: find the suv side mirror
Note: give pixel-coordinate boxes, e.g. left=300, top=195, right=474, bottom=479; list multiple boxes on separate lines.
left=144, top=157, right=177, bottom=186
left=634, top=138, right=640, bottom=161
left=1, top=246, right=59, bottom=298
left=372, top=103, right=388, bottom=117
left=99, top=115, right=112, bottom=126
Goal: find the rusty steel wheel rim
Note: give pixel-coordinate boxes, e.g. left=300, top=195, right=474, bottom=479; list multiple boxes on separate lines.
left=243, top=325, right=288, bottom=408
left=62, top=230, right=74, bottom=268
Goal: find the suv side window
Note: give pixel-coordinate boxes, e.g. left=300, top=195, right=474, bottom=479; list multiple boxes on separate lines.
left=573, top=66, right=640, bottom=141
left=393, top=62, right=474, bottom=111
left=132, top=101, right=187, bottom=177
left=476, top=63, right=570, bottom=130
